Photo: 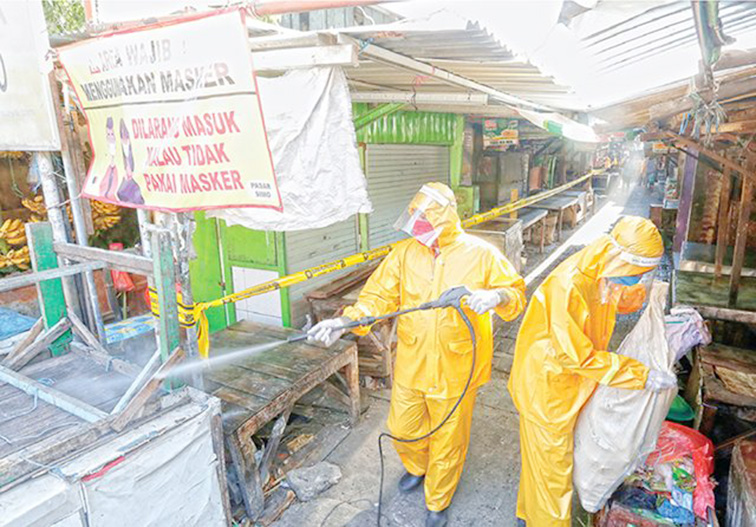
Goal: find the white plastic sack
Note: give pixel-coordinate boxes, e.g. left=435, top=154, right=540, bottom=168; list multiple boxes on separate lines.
left=573, top=281, right=678, bottom=513
left=209, top=67, right=371, bottom=231
left=665, top=306, right=711, bottom=362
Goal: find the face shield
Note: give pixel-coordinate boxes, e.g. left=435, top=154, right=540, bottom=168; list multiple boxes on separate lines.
left=394, top=184, right=452, bottom=248
left=600, top=269, right=657, bottom=312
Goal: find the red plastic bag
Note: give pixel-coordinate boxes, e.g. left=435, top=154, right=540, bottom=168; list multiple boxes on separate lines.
left=645, top=421, right=715, bottom=518
left=108, top=243, right=135, bottom=293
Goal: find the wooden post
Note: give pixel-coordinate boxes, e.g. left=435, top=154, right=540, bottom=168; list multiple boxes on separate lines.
left=714, top=168, right=732, bottom=278
left=728, top=175, right=753, bottom=307
left=26, top=222, right=71, bottom=354
left=510, top=188, right=519, bottom=220
left=151, top=228, right=180, bottom=364
left=674, top=148, right=698, bottom=254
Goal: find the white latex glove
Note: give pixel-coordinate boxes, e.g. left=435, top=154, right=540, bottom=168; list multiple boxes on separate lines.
left=645, top=369, right=677, bottom=392
left=306, top=317, right=349, bottom=347
left=466, top=289, right=504, bottom=315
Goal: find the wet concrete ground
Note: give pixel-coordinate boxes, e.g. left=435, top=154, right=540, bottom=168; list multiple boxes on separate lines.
left=273, top=183, right=663, bottom=527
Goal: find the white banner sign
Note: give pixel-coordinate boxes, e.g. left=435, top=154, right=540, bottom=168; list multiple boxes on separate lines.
left=58, top=9, right=280, bottom=212
left=0, top=0, right=61, bottom=150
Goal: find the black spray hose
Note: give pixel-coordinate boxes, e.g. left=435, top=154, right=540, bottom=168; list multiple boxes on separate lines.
left=375, top=305, right=477, bottom=527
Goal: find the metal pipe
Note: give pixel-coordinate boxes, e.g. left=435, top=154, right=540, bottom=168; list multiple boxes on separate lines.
left=175, top=212, right=204, bottom=390
left=251, top=0, right=393, bottom=16
left=54, top=83, right=107, bottom=342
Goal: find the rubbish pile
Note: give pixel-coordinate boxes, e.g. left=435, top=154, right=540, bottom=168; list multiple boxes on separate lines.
left=602, top=422, right=715, bottom=525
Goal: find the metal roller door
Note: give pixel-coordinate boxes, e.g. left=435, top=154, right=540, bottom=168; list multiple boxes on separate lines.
left=365, top=144, right=450, bottom=248
left=285, top=219, right=358, bottom=326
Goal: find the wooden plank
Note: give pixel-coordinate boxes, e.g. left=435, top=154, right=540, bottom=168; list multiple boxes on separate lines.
left=5, top=318, right=43, bottom=361
left=3, top=318, right=71, bottom=371
left=110, top=348, right=184, bottom=432
left=27, top=223, right=70, bottom=355
left=226, top=433, right=265, bottom=520
left=343, top=348, right=360, bottom=425
left=236, top=344, right=356, bottom=439
left=694, top=305, right=756, bottom=324
left=0, top=261, right=105, bottom=293
left=68, top=312, right=141, bottom=377
left=210, top=413, right=234, bottom=526
left=259, top=409, right=291, bottom=484
left=0, top=362, right=107, bottom=422
left=714, top=169, right=732, bottom=278
left=208, top=367, right=293, bottom=401
left=54, top=242, right=153, bottom=275
left=729, top=176, right=754, bottom=306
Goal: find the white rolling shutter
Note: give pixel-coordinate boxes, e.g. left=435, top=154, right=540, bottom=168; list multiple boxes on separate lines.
left=365, top=144, right=450, bottom=248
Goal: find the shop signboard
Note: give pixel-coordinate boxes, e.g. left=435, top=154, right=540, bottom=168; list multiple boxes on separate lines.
left=483, top=119, right=519, bottom=149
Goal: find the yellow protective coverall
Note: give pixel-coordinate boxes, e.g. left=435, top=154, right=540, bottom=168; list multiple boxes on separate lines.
left=343, top=182, right=526, bottom=511
left=509, top=216, right=664, bottom=526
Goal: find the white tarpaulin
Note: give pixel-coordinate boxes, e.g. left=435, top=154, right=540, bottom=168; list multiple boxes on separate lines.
left=209, top=66, right=372, bottom=231
left=0, top=0, right=61, bottom=150
left=0, top=394, right=227, bottom=527
left=573, top=281, right=678, bottom=513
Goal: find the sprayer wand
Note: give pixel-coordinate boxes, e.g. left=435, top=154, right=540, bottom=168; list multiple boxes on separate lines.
left=286, top=285, right=473, bottom=344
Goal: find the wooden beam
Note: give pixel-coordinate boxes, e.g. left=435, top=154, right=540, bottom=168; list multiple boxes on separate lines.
left=67, top=311, right=142, bottom=377
left=729, top=176, right=754, bottom=306
left=109, top=349, right=162, bottom=415
left=4, top=318, right=44, bottom=358
left=714, top=169, right=733, bottom=278
left=3, top=318, right=71, bottom=371
left=661, top=132, right=756, bottom=184
left=27, top=222, right=71, bottom=355
left=710, top=120, right=756, bottom=134
left=110, top=348, right=185, bottom=432
left=251, top=44, right=358, bottom=70
left=150, top=229, right=180, bottom=364
left=0, top=360, right=108, bottom=422
left=54, top=242, right=153, bottom=275
left=0, top=261, right=105, bottom=293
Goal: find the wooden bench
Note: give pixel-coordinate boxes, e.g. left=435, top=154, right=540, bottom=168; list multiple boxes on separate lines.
left=204, top=321, right=360, bottom=520
left=530, top=195, right=580, bottom=241
left=513, top=208, right=548, bottom=253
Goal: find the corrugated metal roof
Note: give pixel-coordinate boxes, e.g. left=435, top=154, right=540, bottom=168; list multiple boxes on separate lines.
left=338, top=15, right=581, bottom=110
left=579, top=0, right=756, bottom=74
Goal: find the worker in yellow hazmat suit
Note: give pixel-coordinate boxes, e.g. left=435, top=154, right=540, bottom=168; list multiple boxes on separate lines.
left=308, top=182, right=526, bottom=527
left=509, top=216, right=677, bottom=527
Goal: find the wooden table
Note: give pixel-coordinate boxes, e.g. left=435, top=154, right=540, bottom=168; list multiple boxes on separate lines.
left=531, top=195, right=580, bottom=241
left=515, top=208, right=548, bottom=253
left=203, top=321, right=360, bottom=520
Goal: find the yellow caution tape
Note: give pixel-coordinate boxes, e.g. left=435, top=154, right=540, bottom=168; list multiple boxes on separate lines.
left=151, top=171, right=596, bottom=357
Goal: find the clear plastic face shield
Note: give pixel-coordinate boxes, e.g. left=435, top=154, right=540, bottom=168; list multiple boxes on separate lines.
left=393, top=185, right=451, bottom=248
left=599, top=236, right=662, bottom=309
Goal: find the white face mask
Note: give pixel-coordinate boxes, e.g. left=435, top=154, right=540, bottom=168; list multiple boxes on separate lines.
left=108, top=141, right=116, bottom=158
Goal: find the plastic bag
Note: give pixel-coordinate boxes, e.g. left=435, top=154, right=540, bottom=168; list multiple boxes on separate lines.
left=665, top=306, right=711, bottom=362
left=109, top=242, right=135, bottom=293
left=646, top=421, right=715, bottom=519
left=573, top=281, right=678, bottom=513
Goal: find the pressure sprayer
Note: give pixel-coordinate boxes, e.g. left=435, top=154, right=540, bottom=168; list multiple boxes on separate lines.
left=288, top=286, right=479, bottom=527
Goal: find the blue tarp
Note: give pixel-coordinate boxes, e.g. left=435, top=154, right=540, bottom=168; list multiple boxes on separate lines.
left=0, top=307, right=37, bottom=340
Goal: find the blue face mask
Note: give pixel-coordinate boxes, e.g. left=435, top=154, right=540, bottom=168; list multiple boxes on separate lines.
left=607, top=275, right=643, bottom=286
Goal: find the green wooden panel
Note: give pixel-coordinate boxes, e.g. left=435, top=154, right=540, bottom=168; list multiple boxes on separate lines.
left=353, top=103, right=458, bottom=145
left=449, top=114, right=465, bottom=188
left=151, top=230, right=180, bottom=363
left=27, top=222, right=71, bottom=355
left=189, top=212, right=227, bottom=334
left=223, top=224, right=277, bottom=267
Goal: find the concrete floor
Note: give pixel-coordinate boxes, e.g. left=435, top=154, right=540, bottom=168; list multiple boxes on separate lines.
left=273, top=182, right=662, bottom=527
